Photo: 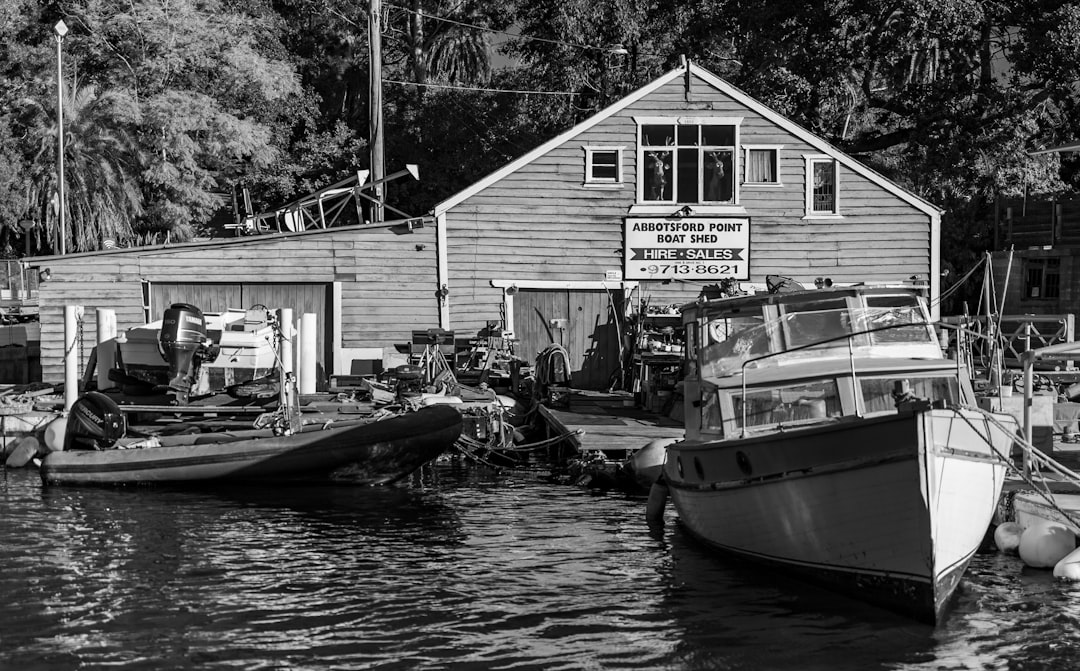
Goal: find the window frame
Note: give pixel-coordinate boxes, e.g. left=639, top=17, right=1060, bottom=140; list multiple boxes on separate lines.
left=632, top=116, right=744, bottom=212
left=582, top=145, right=625, bottom=188
left=804, top=155, right=841, bottom=218
left=1022, top=257, right=1061, bottom=300
left=742, top=145, right=783, bottom=187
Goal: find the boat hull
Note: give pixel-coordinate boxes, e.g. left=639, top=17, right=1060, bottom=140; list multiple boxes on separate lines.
left=664, top=407, right=1014, bottom=623
left=40, top=405, right=462, bottom=486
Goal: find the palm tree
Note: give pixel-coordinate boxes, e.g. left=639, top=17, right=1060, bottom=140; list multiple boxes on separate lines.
left=22, top=79, right=144, bottom=253
left=427, top=26, right=492, bottom=85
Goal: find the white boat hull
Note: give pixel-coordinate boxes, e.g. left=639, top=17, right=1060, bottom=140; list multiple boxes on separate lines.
left=664, top=407, right=1014, bottom=623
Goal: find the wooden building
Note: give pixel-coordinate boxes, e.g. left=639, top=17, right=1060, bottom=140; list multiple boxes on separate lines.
left=27, top=222, right=440, bottom=386
left=23, top=60, right=941, bottom=392
left=431, top=60, right=941, bottom=389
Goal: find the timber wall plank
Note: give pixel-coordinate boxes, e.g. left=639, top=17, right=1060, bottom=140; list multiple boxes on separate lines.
left=34, top=224, right=440, bottom=383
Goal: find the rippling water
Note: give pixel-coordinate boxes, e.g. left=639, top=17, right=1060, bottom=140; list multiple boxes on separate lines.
left=3, top=463, right=1080, bottom=670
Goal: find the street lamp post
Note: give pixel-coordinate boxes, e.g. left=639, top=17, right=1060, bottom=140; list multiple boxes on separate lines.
left=54, top=19, right=68, bottom=255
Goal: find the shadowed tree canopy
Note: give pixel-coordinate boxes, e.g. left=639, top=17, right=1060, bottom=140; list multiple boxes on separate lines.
left=1, top=0, right=1079, bottom=273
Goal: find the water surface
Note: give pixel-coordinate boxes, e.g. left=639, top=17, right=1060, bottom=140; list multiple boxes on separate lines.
left=2, top=463, right=1078, bottom=670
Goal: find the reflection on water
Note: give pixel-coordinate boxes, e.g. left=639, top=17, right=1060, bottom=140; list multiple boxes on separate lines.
left=3, top=464, right=1080, bottom=669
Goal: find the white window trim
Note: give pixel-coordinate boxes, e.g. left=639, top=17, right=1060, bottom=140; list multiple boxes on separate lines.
left=803, top=155, right=841, bottom=219
left=742, top=144, right=784, bottom=187
left=634, top=116, right=743, bottom=205
left=582, top=145, right=625, bottom=188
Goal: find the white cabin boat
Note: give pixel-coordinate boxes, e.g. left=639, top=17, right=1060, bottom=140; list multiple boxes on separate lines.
left=660, top=284, right=1018, bottom=623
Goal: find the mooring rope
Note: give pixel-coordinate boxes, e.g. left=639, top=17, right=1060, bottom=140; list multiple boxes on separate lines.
left=960, top=406, right=1080, bottom=530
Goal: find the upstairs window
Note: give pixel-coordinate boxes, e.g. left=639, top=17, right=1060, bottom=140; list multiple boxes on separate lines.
left=805, top=157, right=839, bottom=216
left=639, top=122, right=737, bottom=204
left=583, top=146, right=624, bottom=186
left=1024, top=258, right=1060, bottom=299
left=744, top=146, right=781, bottom=185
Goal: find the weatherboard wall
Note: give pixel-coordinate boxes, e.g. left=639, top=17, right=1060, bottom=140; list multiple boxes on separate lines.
left=32, top=224, right=439, bottom=384
left=439, top=69, right=933, bottom=337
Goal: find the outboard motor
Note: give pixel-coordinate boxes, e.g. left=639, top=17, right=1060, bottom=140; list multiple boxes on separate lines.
left=65, top=391, right=126, bottom=450
left=158, top=303, right=219, bottom=403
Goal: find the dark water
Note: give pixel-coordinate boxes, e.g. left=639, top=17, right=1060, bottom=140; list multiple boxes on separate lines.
left=2, top=464, right=1080, bottom=671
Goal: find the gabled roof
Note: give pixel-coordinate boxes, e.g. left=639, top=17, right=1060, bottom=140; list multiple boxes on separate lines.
left=433, top=61, right=940, bottom=218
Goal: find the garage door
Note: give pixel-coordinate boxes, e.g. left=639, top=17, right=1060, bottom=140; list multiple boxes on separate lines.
left=149, top=283, right=332, bottom=385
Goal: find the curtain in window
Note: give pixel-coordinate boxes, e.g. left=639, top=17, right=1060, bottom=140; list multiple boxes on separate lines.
left=748, top=150, right=775, bottom=183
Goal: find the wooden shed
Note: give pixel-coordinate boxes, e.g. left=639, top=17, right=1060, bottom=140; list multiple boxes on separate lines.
left=27, top=221, right=441, bottom=387
left=431, top=60, right=942, bottom=389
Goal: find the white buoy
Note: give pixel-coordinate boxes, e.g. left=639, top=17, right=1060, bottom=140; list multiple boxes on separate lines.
left=993, top=521, right=1023, bottom=554
left=1019, top=521, right=1077, bottom=568
left=4, top=436, right=40, bottom=468
left=278, top=308, right=294, bottom=376
left=630, top=438, right=676, bottom=490
left=1054, top=546, right=1080, bottom=580
left=42, top=416, right=67, bottom=453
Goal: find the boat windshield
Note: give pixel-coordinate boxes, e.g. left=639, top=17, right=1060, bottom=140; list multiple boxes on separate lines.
left=699, top=293, right=936, bottom=377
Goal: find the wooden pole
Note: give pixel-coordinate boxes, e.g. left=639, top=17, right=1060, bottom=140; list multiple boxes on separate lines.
left=368, top=0, right=385, bottom=223
left=299, top=312, right=317, bottom=394
left=64, top=305, right=78, bottom=410
left=95, top=308, right=117, bottom=391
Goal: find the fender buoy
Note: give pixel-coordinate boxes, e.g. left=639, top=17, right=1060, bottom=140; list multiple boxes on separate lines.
left=646, top=477, right=669, bottom=526
left=1019, top=521, right=1076, bottom=568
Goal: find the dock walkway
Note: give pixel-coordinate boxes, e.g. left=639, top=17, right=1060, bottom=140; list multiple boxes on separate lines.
left=534, top=390, right=684, bottom=461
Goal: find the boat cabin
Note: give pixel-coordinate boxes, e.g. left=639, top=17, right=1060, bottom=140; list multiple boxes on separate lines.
left=681, top=286, right=968, bottom=441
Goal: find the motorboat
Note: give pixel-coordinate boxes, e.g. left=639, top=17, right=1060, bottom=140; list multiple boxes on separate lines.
left=39, top=392, right=462, bottom=486
left=655, top=282, right=1018, bottom=623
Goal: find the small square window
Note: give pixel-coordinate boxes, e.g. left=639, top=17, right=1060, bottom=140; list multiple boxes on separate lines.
left=583, top=146, right=624, bottom=186
left=746, top=148, right=778, bottom=184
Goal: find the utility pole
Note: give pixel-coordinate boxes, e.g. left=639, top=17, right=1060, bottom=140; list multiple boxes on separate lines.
left=368, top=0, right=384, bottom=223
left=55, top=20, right=68, bottom=254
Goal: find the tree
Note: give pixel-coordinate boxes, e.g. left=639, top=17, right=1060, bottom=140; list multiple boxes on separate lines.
left=19, top=80, right=143, bottom=252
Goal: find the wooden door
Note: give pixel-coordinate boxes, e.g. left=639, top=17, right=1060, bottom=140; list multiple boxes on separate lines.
left=150, top=282, right=332, bottom=385
left=513, top=289, right=623, bottom=390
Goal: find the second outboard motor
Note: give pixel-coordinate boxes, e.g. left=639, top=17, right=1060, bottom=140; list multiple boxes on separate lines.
left=158, top=303, right=219, bottom=402
left=65, top=391, right=126, bottom=450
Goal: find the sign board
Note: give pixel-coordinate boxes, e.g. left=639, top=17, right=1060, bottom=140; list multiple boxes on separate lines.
left=624, top=217, right=750, bottom=281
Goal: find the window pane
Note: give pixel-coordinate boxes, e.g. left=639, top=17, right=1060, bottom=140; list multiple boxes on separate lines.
left=1026, top=265, right=1043, bottom=298
left=704, top=150, right=733, bottom=202
left=677, top=148, right=699, bottom=202
left=781, top=298, right=851, bottom=349
left=733, top=380, right=841, bottom=429
left=643, top=125, right=674, bottom=146
left=590, top=150, right=618, bottom=181
left=644, top=150, right=673, bottom=201
left=677, top=125, right=698, bottom=145
left=860, top=376, right=958, bottom=414
left=702, top=125, right=735, bottom=145
left=812, top=161, right=836, bottom=213
left=747, top=149, right=777, bottom=183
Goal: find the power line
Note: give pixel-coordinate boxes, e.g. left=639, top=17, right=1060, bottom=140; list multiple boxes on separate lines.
left=383, top=78, right=578, bottom=96
left=383, top=2, right=623, bottom=54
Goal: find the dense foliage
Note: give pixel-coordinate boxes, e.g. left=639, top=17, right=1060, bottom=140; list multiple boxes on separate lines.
left=1, top=0, right=1078, bottom=284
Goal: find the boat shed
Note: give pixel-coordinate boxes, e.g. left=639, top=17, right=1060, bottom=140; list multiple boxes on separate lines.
left=431, top=60, right=942, bottom=389
left=27, top=221, right=441, bottom=387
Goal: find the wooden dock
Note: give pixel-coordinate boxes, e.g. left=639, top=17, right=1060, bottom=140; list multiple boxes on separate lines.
left=534, top=390, right=684, bottom=461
